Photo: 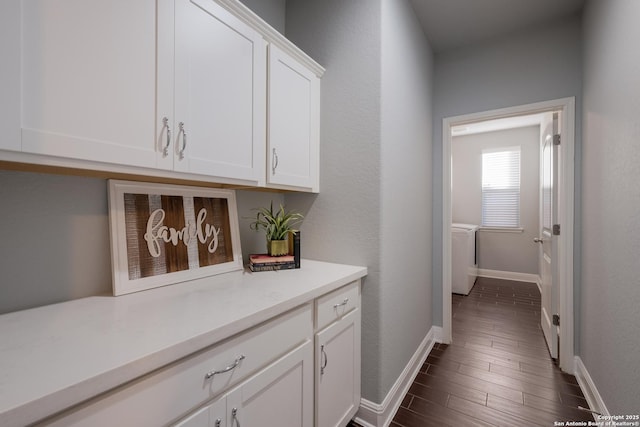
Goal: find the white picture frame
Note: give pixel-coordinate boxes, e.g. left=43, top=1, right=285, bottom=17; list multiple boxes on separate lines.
left=108, top=180, right=243, bottom=296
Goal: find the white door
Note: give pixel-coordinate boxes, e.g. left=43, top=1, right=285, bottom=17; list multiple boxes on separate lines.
left=174, top=0, right=266, bottom=182
left=225, top=341, right=314, bottom=427
left=538, top=112, right=560, bottom=359
left=21, top=0, right=159, bottom=168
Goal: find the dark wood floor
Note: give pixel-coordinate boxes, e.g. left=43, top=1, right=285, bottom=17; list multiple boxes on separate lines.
left=352, top=277, right=594, bottom=427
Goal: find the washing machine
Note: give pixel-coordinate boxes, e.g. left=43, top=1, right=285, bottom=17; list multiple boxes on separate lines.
left=451, top=223, right=478, bottom=295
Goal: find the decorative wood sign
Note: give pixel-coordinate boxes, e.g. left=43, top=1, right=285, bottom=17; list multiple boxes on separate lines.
left=108, top=180, right=243, bottom=295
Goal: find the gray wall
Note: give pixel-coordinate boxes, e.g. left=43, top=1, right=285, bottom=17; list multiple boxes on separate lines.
left=432, top=15, right=583, bottom=326
left=284, top=0, right=383, bottom=401
left=238, top=0, right=285, bottom=33
left=581, top=0, right=640, bottom=413
left=452, top=126, right=540, bottom=274
left=285, top=0, right=434, bottom=404
left=0, top=170, right=283, bottom=314
left=0, top=171, right=112, bottom=312
left=380, top=0, right=433, bottom=404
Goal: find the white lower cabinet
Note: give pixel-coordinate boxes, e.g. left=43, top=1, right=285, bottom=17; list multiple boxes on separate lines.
left=33, top=281, right=361, bottom=427
left=175, top=341, right=313, bottom=427
left=174, top=398, right=225, bottom=427
left=316, top=310, right=361, bottom=427
left=36, top=305, right=312, bottom=427
left=225, top=341, right=313, bottom=427
left=315, top=282, right=362, bottom=427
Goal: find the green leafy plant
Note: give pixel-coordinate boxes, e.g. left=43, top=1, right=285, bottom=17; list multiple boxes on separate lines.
left=249, top=202, right=304, bottom=241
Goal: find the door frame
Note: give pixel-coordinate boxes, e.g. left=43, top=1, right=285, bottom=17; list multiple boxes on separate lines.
left=441, top=97, right=576, bottom=374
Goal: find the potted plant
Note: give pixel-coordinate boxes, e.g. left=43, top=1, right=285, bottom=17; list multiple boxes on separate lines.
left=249, top=202, right=304, bottom=256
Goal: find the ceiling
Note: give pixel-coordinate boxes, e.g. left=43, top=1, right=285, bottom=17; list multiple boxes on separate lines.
left=409, top=0, right=586, bottom=53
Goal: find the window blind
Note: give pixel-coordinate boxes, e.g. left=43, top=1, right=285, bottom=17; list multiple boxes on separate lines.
left=482, top=147, right=521, bottom=228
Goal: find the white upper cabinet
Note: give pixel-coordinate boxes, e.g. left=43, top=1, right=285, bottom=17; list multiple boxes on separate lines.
left=21, top=0, right=159, bottom=168
left=267, top=44, right=320, bottom=192
left=11, top=0, right=322, bottom=191
left=19, top=0, right=266, bottom=183
left=171, top=0, right=266, bottom=182
left=0, top=1, right=21, bottom=151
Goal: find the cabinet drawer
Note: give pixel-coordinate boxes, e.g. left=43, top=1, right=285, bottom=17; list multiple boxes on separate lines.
left=316, top=281, right=360, bottom=331
left=38, top=304, right=312, bottom=427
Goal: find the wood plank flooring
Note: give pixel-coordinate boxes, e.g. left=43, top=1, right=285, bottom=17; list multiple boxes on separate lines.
left=351, top=277, right=594, bottom=427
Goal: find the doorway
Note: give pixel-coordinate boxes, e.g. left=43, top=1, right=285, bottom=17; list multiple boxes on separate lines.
left=441, top=97, right=576, bottom=374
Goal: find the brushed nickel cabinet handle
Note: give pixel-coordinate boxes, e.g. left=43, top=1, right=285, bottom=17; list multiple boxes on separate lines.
left=161, top=117, right=171, bottom=157
left=333, top=298, right=349, bottom=309
left=320, top=344, right=328, bottom=375
left=205, top=354, right=245, bottom=379
left=178, top=122, right=187, bottom=160
left=272, top=148, right=279, bottom=174
left=232, top=408, right=240, bottom=427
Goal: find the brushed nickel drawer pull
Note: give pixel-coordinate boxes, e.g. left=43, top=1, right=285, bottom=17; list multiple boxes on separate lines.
left=333, top=298, right=349, bottom=309
left=205, top=354, right=245, bottom=379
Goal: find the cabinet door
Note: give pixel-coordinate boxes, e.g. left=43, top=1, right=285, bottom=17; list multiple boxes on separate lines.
left=174, top=0, right=266, bottom=182
left=316, top=309, right=361, bottom=427
left=0, top=0, right=20, bottom=151
left=226, top=341, right=313, bottom=427
left=173, top=397, right=225, bottom=427
left=267, top=44, right=320, bottom=192
left=21, top=0, right=160, bottom=168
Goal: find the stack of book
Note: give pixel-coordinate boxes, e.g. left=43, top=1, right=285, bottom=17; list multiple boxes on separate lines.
left=249, top=231, right=301, bottom=272
left=249, top=254, right=296, bottom=272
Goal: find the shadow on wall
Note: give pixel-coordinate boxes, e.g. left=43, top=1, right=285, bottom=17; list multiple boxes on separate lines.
left=0, top=171, right=112, bottom=313
left=0, top=173, right=296, bottom=314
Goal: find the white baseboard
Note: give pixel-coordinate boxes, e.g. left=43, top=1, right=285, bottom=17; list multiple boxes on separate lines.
left=574, top=356, right=609, bottom=417
left=354, top=326, right=438, bottom=427
left=432, top=326, right=444, bottom=343
left=477, top=268, right=540, bottom=285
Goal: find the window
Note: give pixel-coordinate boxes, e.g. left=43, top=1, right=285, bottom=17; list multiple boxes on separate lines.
left=481, top=147, right=521, bottom=228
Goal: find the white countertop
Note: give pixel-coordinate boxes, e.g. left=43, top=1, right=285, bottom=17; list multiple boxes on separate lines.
left=0, top=259, right=367, bottom=427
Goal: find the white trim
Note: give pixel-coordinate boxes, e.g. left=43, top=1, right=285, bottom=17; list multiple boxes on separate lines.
left=214, top=0, right=324, bottom=77
left=354, top=327, right=438, bottom=427
left=477, top=268, right=540, bottom=284
left=0, top=149, right=263, bottom=187
left=442, top=97, right=575, bottom=373
left=557, top=98, right=576, bottom=374
left=574, top=356, right=609, bottom=417
left=432, top=325, right=444, bottom=343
